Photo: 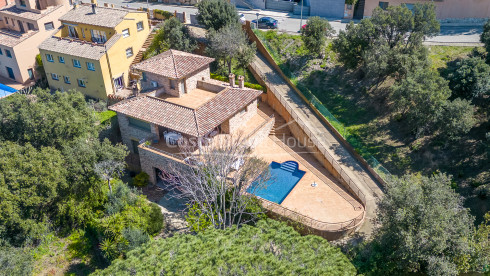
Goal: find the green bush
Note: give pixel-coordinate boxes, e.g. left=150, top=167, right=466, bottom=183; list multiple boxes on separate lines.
left=133, top=172, right=149, bottom=187
left=146, top=203, right=164, bottom=235
left=0, top=246, right=34, bottom=276
left=93, top=219, right=357, bottom=275
left=153, top=9, right=173, bottom=20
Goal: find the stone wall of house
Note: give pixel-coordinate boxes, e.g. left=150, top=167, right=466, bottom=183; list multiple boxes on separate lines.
left=139, top=145, right=190, bottom=184
left=140, top=71, right=181, bottom=97
left=245, top=116, right=274, bottom=149
left=117, top=112, right=159, bottom=153
left=228, top=99, right=258, bottom=133
left=184, top=66, right=210, bottom=93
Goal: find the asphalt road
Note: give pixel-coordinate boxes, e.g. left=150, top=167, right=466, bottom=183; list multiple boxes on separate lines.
left=85, top=0, right=484, bottom=45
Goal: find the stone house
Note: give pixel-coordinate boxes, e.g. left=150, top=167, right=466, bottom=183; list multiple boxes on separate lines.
left=110, top=50, right=273, bottom=184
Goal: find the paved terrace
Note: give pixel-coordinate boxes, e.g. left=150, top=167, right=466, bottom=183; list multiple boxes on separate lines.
left=250, top=53, right=384, bottom=235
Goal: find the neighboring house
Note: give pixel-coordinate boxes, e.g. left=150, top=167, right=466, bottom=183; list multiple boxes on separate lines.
left=0, top=0, right=70, bottom=85
left=359, top=0, right=490, bottom=20
left=39, top=1, right=150, bottom=99
left=109, top=50, right=269, bottom=184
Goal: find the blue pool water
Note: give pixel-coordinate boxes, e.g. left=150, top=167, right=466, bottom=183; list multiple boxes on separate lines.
left=0, top=83, right=17, bottom=98
left=247, top=161, right=306, bottom=204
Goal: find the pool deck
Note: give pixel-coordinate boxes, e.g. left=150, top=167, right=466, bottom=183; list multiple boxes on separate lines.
left=0, top=75, right=24, bottom=91
left=251, top=128, right=364, bottom=226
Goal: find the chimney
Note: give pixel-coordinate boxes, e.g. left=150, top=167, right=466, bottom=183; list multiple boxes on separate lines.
left=91, top=0, right=97, bottom=5
left=91, top=3, right=96, bottom=14
left=228, top=73, right=235, bottom=87
left=238, top=75, right=244, bottom=89
left=73, top=2, right=78, bottom=9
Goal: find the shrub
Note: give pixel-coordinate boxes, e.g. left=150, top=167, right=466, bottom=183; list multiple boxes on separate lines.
left=93, top=219, right=357, bottom=275
left=133, top=172, right=149, bottom=187
left=446, top=57, right=490, bottom=102
left=153, top=9, right=173, bottom=20
left=146, top=203, right=164, bottom=235
left=0, top=246, right=34, bottom=276
left=121, top=228, right=150, bottom=252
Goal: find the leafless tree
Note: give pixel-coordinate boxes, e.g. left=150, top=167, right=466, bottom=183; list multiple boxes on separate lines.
left=162, top=133, right=271, bottom=230
left=95, top=160, right=125, bottom=194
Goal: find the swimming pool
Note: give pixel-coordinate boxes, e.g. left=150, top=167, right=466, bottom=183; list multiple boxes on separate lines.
left=0, top=83, right=17, bottom=98
left=247, top=161, right=306, bottom=204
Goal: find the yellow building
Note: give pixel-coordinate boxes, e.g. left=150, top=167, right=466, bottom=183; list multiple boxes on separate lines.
left=39, top=3, right=150, bottom=99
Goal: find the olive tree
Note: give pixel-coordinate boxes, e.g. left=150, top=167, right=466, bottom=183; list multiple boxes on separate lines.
left=301, top=16, right=334, bottom=56
left=206, top=24, right=256, bottom=75
left=196, top=0, right=239, bottom=31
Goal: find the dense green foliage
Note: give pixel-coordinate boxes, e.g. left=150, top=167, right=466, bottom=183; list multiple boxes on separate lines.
left=196, top=0, right=239, bottom=31
left=144, top=17, right=196, bottom=59
left=333, top=3, right=439, bottom=80
left=0, top=246, right=34, bottom=276
left=0, top=89, right=128, bottom=246
left=0, top=89, right=96, bottom=149
left=350, top=173, right=478, bottom=276
left=447, top=57, right=490, bottom=103
left=301, top=16, right=334, bottom=56
left=481, top=19, right=490, bottom=63
left=96, top=183, right=164, bottom=261
left=207, top=24, right=256, bottom=74
left=133, top=172, right=149, bottom=187
left=94, top=219, right=357, bottom=275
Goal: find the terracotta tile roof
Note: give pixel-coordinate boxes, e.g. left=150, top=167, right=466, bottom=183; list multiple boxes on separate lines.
left=0, top=4, right=63, bottom=21
left=132, top=49, right=215, bottom=79
left=59, top=5, right=136, bottom=28
left=109, top=85, right=262, bottom=137
left=39, top=33, right=120, bottom=60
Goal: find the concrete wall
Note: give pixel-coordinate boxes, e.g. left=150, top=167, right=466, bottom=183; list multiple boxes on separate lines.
left=309, top=0, right=345, bottom=18
left=140, top=71, right=183, bottom=97
left=232, top=0, right=265, bottom=10
left=363, top=0, right=490, bottom=19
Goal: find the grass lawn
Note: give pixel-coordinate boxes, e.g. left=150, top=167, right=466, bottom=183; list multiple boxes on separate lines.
left=255, top=30, right=489, bottom=223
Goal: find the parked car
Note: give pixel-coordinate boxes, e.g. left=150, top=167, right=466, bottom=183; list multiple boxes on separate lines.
left=251, top=17, right=278, bottom=29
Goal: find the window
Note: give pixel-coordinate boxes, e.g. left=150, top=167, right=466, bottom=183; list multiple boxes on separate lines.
left=77, top=78, right=86, bottom=87
left=151, top=81, right=158, bottom=88
left=27, top=68, right=34, bottom=80
left=128, top=117, right=151, bottom=131
left=72, top=59, right=81, bottom=68
left=64, top=76, right=70, bottom=84
left=136, top=21, right=144, bottom=31
left=0, top=49, right=2, bottom=55
left=81, top=28, right=85, bottom=38
left=68, top=25, right=78, bottom=38
left=58, top=56, right=64, bottom=63
left=170, top=79, right=176, bottom=89
left=141, top=72, right=146, bottom=81
left=27, top=23, right=35, bottom=31
left=125, top=47, right=133, bottom=58
left=20, top=0, right=26, bottom=6
left=51, top=73, right=59, bottom=80
left=91, top=29, right=106, bottom=43
left=46, top=53, right=54, bottom=62
left=86, top=62, right=95, bottom=71
left=131, top=139, right=139, bottom=154
left=44, top=22, right=54, bottom=31
left=4, top=18, right=8, bottom=25
left=379, top=1, right=389, bottom=10
left=5, top=50, right=12, bottom=58
left=122, top=28, right=130, bottom=38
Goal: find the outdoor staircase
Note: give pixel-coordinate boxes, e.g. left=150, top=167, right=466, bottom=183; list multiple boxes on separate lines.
left=131, top=29, right=156, bottom=66
left=269, top=114, right=291, bottom=137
